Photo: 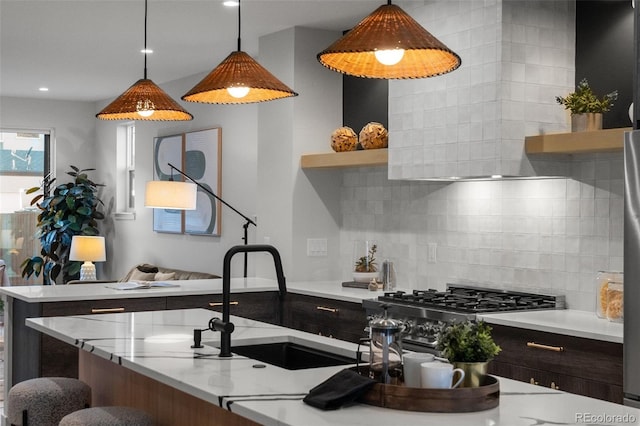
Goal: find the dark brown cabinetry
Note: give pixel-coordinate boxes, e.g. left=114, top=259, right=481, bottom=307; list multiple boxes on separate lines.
left=283, top=293, right=368, bottom=343
left=12, top=297, right=167, bottom=385
left=166, top=292, right=281, bottom=325
left=487, top=324, right=623, bottom=403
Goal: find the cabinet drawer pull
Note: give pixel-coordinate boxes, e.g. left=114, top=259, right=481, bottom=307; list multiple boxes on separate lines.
left=209, top=301, right=239, bottom=307
left=316, top=306, right=339, bottom=313
left=527, top=342, right=564, bottom=352
left=91, top=307, right=125, bottom=314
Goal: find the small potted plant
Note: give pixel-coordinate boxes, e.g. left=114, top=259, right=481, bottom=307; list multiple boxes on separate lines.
left=353, top=240, right=379, bottom=283
left=555, top=78, right=618, bottom=132
left=436, top=320, right=501, bottom=388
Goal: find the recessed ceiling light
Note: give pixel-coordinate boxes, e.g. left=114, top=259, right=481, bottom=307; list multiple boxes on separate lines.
left=491, top=175, right=502, bottom=179
left=223, top=1, right=239, bottom=6
left=39, top=87, right=49, bottom=92
left=140, top=48, right=153, bottom=54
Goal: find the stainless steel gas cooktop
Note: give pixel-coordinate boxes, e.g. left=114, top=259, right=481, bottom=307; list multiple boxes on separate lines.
left=362, top=284, right=565, bottom=353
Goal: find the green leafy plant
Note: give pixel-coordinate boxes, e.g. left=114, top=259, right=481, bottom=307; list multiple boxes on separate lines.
left=437, top=320, right=501, bottom=363
left=21, top=165, right=105, bottom=284
left=555, top=78, right=618, bottom=114
left=355, top=243, right=377, bottom=272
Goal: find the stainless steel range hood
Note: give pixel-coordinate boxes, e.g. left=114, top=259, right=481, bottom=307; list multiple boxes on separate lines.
left=388, top=0, right=576, bottom=180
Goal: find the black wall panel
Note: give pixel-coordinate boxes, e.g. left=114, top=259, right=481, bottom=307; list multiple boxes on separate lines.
left=576, top=1, right=634, bottom=129
left=342, top=74, right=388, bottom=137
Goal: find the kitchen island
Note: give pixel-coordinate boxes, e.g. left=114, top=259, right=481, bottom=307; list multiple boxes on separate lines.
left=26, top=308, right=640, bottom=426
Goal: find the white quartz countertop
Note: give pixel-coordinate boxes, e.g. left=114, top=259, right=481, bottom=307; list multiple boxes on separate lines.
left=2, top=278, right=622, bottom=343
left=286, top=280, right=385, bottom=303
left=26, top=309, right=639, bottom=426
left=0, top=278, right=381, bottom=304
left=291, top=282, right=624, bottom=344
left=0, top=277, right=281, bottom=302
left=479, top=309, right=623, bottom=344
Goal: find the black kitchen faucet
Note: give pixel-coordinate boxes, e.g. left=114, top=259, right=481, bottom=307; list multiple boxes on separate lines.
left=210, top=244, right=287, bottom=357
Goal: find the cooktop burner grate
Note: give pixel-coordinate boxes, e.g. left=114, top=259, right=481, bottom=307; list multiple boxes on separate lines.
left=363, top=284, right=564, bottom=353
left=378, top=285, right=562, bottom=313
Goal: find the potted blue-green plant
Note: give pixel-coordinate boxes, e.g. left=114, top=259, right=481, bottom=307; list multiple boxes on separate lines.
left=21, top=165, right=105, bottom=284
left=555, top=78, right=618, bottom=132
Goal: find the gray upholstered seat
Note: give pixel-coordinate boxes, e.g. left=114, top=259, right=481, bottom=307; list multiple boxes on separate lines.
left=59, top=406, right=154, bottom=426
left=7, top=377, right=91, bottom=426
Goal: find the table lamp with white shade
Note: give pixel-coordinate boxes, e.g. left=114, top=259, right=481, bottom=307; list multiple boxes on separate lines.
left=69, top=236, right=106, bottom=280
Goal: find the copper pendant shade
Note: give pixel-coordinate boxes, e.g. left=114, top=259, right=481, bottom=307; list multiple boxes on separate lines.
left=317, top=2, right=461, bottom=79
left=96, top=0, right=192, bottom=121
left=182, top=0, right=297, bottom=104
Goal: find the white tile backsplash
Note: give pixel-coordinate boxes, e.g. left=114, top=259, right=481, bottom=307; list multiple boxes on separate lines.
left=340, top=154, right=623, bottom=311
left=389, top=0, right=575, bottom=179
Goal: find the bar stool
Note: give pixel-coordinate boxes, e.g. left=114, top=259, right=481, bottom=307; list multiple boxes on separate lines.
left=59, top=406, right=154, bottom=425
left=7, top=377, right=91, bottom=426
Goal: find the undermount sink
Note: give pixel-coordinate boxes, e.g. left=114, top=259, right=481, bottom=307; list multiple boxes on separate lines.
left=209, top=338, right=357, bottom=370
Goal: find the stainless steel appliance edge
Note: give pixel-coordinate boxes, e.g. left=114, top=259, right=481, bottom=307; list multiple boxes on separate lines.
left=624, top=130, right=640, bottom=407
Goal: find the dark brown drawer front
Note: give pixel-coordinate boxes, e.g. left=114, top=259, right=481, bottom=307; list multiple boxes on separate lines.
left=284, top=294, right=367, bottom=343
left=166, top=292, right=281, bottom=325
left=42, top=297, right=167, bottom=316
left=490, top=360, right=623, bottom=403
left=490, top=324, right=622, bottom=385
left=38, top=297, right=166, bottom=379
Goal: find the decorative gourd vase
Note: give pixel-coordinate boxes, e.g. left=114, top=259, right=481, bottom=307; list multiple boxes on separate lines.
left=571, top=113, right=602, bottom=132
left=452, top=361, right=489, bottom=388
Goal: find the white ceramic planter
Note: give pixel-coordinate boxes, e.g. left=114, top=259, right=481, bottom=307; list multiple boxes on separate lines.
left=353, top=271, right=379, bottom=283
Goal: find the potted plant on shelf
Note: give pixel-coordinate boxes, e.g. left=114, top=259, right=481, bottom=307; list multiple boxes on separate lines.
left=353, top=240, right=379, bottom=283
left=555, top=78, right=618, bottom=132
left=21, top=165, right=105, bottom=284
left=436, top=320, right=501, bottom=388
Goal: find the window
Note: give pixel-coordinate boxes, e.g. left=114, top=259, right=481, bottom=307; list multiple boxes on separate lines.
left=0, top=130, right=51, bottom=285
left=116, top=123, right=136, bottom=219
left=126, top=124, right=135, bottom=210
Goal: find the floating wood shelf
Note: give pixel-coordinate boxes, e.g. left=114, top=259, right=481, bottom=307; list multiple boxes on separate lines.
left=301, top=148, right=388, bottom=169
left=525, top=127, right=631, bottom=155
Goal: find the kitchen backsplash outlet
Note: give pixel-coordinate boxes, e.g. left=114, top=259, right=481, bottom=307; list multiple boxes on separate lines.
left=340, top=153, right=623, bottom=312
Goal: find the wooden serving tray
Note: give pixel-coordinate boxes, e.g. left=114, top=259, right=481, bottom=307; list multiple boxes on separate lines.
left=352, top=367, right=500, bottom=412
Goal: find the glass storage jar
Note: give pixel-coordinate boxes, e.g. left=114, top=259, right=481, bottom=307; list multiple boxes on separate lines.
left=596, top=271, right=623, bottom=319
left=606, top=281, right=623, bottom=323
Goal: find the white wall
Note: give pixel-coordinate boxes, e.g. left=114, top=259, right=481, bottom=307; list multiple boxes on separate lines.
left=256, top=27, right=344, bottom=281
left=95, top=74, right=259, bottom=280
left=0, top=96, right=97, bottom=179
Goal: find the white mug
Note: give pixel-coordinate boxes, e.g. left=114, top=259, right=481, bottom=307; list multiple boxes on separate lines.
left=420, top=362, right=465, bottom=389
left=402, top=352, right=435, bottom=388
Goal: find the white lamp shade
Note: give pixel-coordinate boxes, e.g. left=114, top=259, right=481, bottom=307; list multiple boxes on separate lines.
left=69, top=236, right=106, bottom=262
left=145, top=180, right=198, bottom=210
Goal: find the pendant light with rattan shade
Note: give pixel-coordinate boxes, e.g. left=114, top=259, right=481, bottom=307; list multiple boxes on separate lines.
left=96, top=0, right=193, bottom=121
left=182, top=0, right=297, bottom=104
left=317, top=0, right=461, bottom=79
